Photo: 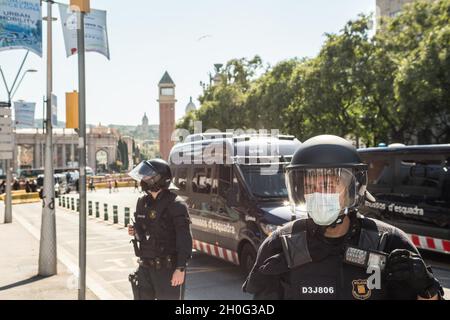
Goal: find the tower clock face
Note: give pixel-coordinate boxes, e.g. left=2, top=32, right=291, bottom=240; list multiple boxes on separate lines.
left=161, top=88, right=174, bottom=96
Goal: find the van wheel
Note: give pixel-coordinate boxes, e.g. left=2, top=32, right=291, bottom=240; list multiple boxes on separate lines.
left=240, top=243, right=256, bottom=275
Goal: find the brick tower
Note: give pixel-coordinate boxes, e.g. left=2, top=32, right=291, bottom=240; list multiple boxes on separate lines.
left=158, top=71, right=176, bottom=160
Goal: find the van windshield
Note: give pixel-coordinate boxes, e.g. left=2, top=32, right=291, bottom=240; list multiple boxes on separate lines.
left=240, top=165, right=288, bottom=199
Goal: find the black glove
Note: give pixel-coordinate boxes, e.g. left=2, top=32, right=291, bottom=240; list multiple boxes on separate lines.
left=258, top=253, right=289, bottom=275
left=386, top=249, right=441, bottom=299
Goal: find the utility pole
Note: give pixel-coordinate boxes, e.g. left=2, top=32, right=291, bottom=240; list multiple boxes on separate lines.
left=39, top=0, right=57, bottom=277
left=72, top=0, right=90, bottom=300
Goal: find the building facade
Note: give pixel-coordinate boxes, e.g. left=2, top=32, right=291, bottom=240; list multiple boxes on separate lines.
left=12, top=125, right=132, bottom=174
left=376, top=0, right=436, bottom=19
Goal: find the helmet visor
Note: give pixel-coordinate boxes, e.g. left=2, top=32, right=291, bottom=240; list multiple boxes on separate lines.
left=286, top=168, right=361, bottom=217
left=128, top=161, right=160, bottom=186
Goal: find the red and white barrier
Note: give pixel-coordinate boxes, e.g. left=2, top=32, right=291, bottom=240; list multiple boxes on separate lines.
left=408, top=234, right=450, bottom=255
left=193, top=239, right=240, bottom=265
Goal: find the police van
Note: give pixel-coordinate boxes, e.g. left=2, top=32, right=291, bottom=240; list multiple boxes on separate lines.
left=169, top=133, right=302, bottom=273
left=358, top=144, right=450, bottom=255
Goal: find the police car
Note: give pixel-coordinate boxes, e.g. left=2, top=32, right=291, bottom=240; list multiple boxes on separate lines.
left=169, top=132, right=302, bottom=273
left=358, top=144, right=450, bottom=255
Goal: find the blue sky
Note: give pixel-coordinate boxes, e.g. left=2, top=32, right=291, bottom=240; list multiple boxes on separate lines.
left=0, top=0, right=375, bottom=126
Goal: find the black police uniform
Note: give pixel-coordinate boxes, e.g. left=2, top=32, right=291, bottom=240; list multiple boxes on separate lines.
left=243, top=213, right=443, bottom=300
left=130, top=189, right=192, bottom=300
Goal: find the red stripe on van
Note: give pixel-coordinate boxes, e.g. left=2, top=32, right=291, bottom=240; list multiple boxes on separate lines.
left=233, top=252, right=239, bottom=264
left=200, top=241, right=207, bottom=253
left=426, top=237, right=436, bottom=250
left=443, top=240, right=450, bottom=252
left=213, top=245, right=220, bottom=257
left=411, top=235, right=421, bottom=247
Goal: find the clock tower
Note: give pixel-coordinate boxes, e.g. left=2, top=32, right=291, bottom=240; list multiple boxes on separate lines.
left=158, top=71, right=176, bottom=160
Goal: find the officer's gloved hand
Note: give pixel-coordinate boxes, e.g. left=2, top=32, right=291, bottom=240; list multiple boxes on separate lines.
left=258, top=253, right=289, bottom=275
left=386, top=249, right=440, bottom=298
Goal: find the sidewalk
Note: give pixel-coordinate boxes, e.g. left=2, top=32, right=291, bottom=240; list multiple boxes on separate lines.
left=0, top=208, right=97, bottom=300
left=1, top=201, right=251, bottom=300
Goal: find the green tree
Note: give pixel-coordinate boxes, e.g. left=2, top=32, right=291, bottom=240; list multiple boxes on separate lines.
left=395, top=24, right=450, bottom=143
left=245, top=59, right=300, bottom=130
left=289, top=15, right=376, bottom=144
left=372, top=0, right=450, bottom=144
left=177, top=56, right=264, bottom=132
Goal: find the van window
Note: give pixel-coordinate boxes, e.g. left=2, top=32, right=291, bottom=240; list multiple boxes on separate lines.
left=240, top=165, right=287, bottom=198
left=211, top=169, right=218, bottom=195
left=192, top=167, right=212, bottom=194
left=174, top=167, right=188, bottom=191
left=218, top=165, right=231, bottom=198
left=367, top=159, right=393, bottom=187
left=395, top=158, right=444, bottom=197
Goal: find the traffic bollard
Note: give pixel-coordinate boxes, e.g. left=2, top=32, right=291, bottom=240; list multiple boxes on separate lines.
left=104, top=203, right=108, bottom=221
left=124, top=207, right=130, bottom=227
left=113, top=205, right=118, bottom=224
left=95, top=201, right=100, bottom=218
left=71, top=198, right=75, bottom=211
left=76, top=198, right=80, bottom=212
left=88, top=201, right=92, bottom=216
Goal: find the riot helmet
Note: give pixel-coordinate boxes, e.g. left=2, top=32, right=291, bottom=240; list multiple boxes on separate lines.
left=285, top=135, right=374, bottom=226
left=129, top=159, right=172, bottom=192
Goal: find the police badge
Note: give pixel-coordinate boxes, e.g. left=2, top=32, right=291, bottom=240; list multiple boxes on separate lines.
left=149, top=210, right=157, bottom=220
left=352, top=279, right=371, bottom=300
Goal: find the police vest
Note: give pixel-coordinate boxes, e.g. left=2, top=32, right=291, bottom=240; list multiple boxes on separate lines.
left=278, top=216, right=391, bottom=300
left=134, top=192, right=178, bottom=259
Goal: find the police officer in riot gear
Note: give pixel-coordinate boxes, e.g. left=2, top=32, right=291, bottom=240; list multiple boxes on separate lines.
left=243, top=135, right=443, bottom=300
left=128, top=159, right=192, bottom=300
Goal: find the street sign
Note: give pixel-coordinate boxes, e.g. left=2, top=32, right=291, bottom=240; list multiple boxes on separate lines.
left=0, top=117, right=12, bottom=125
left=0, top=152, right=13, bottom=160
left=0, top=122, right=12, bottom=132
left=0, top=108, right=11, bottom=116
left=0, top=127, right=12, bottom=134
left=0, top=135, right=12, bottom=143
left=0, top=144, right=13, bottom=152
left=0, top=106, right=13, bottom=159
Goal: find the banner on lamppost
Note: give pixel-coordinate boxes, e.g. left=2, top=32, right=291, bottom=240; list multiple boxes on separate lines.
left=14, top=100, right=35, bottom=128
left=58, top=3, right=110, bottom=60
left=0, top=0, right=42, bottom=56
left=51, top=93, right=57, bottom=126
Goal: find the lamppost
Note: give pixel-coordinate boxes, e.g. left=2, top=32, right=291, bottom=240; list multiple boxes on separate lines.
left=39, top=0, right=57, bottom=277
left=0, top=54, right=37, bottom=224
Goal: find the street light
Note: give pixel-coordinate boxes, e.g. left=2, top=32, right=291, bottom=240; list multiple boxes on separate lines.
left=0, top=52, right=36, bottom=224
left=11, top=69, right=38, bottom=100
left=0, top=51, right=32, bottom=106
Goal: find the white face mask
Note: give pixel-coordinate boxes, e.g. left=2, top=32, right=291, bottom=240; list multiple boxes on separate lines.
left=305, top=192, right=341, bottom=226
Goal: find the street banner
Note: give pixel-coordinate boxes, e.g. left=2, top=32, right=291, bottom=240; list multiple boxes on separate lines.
left=0, top=0, right=42, bottom=56
left=14, top=100, right=35, bottom=127
left=59, top=4, right=110, bottom=59
left=51, top=93, right=57, bottom=126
